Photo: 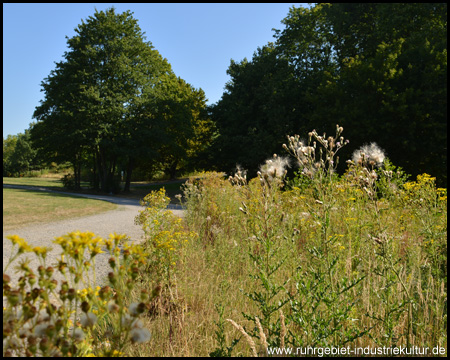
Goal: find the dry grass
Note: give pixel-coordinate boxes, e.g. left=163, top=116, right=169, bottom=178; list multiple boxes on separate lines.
left=3, top=188, right=117, bottom=231
left=124, top=169, right=447, bottom=357
left=3, top=161, right=446, bottom=356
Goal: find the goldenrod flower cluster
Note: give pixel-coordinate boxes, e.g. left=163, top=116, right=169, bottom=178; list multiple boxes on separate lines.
left=3, top=231, right=153, bottom=357
left=135, top=187, right=196, bottom=285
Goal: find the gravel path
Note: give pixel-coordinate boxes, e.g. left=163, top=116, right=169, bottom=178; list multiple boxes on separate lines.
left=3, top=185, right=185, bottom=291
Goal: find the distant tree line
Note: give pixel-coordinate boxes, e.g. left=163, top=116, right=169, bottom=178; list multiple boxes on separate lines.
left=11, top=4, right=447, bottom=189
left=208, top=3, right=447, bottom=185
left=3, top=130, right=39, bottom=177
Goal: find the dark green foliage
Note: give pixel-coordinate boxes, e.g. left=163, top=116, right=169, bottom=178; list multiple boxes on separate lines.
left=61, top=173, right=76, bottom=190
left=3, top=131, right=38, bottom=176
left=210, top=304, right=241, bottom=357
left=209, top=43, right=301, bottom=177
left=30, top=7, right=213, bottom=192
left=211, top=3, right=447, bottom=185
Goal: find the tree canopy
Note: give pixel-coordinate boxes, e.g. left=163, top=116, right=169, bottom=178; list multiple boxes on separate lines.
left=210, top=3, right=447, bottom=185
left=30, top=7, right=212, bottom=192
left=3, top=131, right=37, bottom=177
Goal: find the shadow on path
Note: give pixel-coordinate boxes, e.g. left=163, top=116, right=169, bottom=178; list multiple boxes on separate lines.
left=3, top=184, right=185, bottom=209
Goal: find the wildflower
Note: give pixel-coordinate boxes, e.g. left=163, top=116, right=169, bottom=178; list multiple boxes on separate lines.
left=128, top=302, right=141, bottom=316
left=130, top=327, right=151, bottom=343
left=133, top=318, right=145, bottom=328
left=33, top=246, right=50, bottom=258
left=73, top=328, right=85, bottom=342
left=352, top=143, right=385, bottom=167
left=6, top=334, right=22, bottom=349
left=121, top=313, right=134, bottom=327
left=7, top=235, right=33, bottom=253
left=121, top=313, right=144, bottom=329
left=235, top=165, right=247, bottom=181
left=18, top=322, right=33, bottom=338
left=260, top=155, right=290, bottom=181
left=34, top=323, right=48, bottom=338
left=80, top=312, right=98, bottom=328
left=107, top=301, right=119, bottom=313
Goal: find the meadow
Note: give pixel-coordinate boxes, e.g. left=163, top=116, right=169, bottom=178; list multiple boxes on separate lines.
left=2, top=176, right=185, bottom=203
left=3, top=176, right=69, bottom=189
left=3, top=188, right=117, bottom=231
left=3, top=126, right=447, bottom=357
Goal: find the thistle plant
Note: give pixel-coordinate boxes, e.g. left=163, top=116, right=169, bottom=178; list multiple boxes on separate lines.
left=228, top=155, right=291, bottom=349
left=352, top=142, right=386, bottom=168
left=283, top=125, right=350, bottom=249
left=346, top=143, right=420, bottom=348
left=3, top=231, right=153, bottom=357
left=283, top=126, right=376, bottom=347
left=283, top=124, right=349, bottom=183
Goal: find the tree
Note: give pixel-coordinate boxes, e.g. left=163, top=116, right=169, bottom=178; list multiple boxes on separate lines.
left=275, top=3, right=447, bottom=184
left=210, top=43, right=300, bottom=176
left=3, top=135, right=18, bottom=176
left=31, top=8, right=174, bottom=192
left=211, top=3, right=447, bottom=185
left=153, top=76, right=213, bottom=179
left=3, top=131, right=37, bottom=176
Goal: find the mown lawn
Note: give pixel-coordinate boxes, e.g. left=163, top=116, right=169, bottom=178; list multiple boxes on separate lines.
left=3, top=177, right=186, bottom=203
left=3, top=188, right=117, bottom=231
left=3, top=176, right=66, bottom=188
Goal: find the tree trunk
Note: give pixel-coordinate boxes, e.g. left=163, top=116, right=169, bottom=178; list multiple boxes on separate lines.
left=76, top=161, right=81, bottom=190
left=93, top=151, right=99, bottom=190
left=98, top=148, right=108, bottom=193
left=124, top=157, right=134, bottom=193
left=73, top=154, right=81, bottom=190
left=167, top=160, right=178, bottom=180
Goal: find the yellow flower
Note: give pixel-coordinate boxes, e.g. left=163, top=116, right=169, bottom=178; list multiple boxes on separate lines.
left=7, top=234, right=22, bottom=245
left=7, top=235, right=33, bottom=253
left=109, top=233, right=127, bottom=246
left=33, top=246, right=50, bottom=258
left=104, top=238, right=113, bottom=251
left=417, top=173, right=435, bottom=184
left=89, top=245, right=104, bottom=257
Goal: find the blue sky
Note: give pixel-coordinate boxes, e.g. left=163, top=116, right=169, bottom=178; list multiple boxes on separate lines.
left=3, top=3, right=310, bottom=138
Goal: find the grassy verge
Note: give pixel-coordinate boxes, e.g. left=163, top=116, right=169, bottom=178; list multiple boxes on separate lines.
left=3, top=177, right=186, bottom=203
left=4, top=135, right=445, bottom=357
left=3, top=188, right=117, bottom=231
left=3, top=167, right=447, bottom=356
left=128, top=168, right=447, bottom=356
left=3, top=176, right=66, bottom=188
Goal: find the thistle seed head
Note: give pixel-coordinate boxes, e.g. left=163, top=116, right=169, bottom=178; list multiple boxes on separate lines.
left=352, top=143, right=385, bottom=168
